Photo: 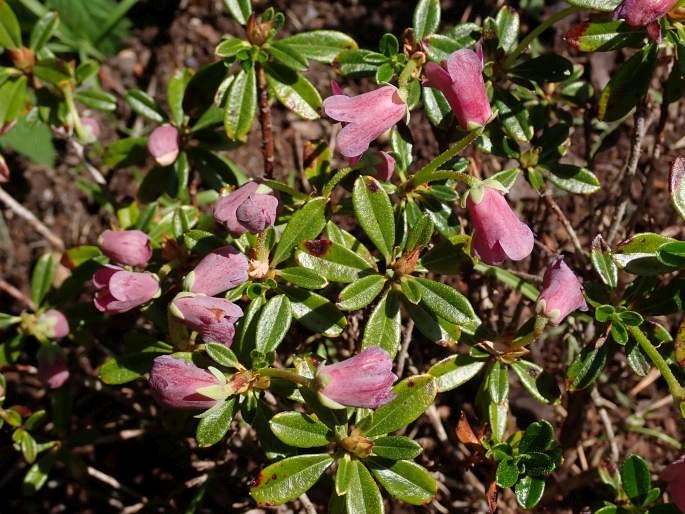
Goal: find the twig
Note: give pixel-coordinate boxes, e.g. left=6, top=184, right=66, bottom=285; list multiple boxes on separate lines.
left=0, top=277, right=35, bottom=310
left=70, top=140, right=107, bottom=185
left=542, top=193, right=587, bottom=264
left=0, top=187, right=64, bottom=250
left=426, top=405, right=449, bottom=443
left=299, top=493, right=318, bottom=514
left=607, top=100, right=649, bottom=245
left=396, top=319, right=414, bottom=378
left=256, top=62, right=275, bottom=179
left=87, top=466, right=147, bottom=502
left=591, top=387, right=620, bottom=463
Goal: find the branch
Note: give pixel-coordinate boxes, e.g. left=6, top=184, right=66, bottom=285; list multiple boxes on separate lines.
left=542, top=193, right=587, bottom=265
left=0, top=187, right=64, bottom=250
left=256, top=62, right=275, bottom=179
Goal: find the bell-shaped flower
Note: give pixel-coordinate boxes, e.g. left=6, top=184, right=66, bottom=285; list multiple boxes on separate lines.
left=183, top=246, right=248, bottom=297
left=149, top=355, right=221, bottom=409
left=148, top=124, right=180, bottom=166
left=37, top=343, right=69, bottom=389
left=536, top=257, right=588, bottom=325
left=613, top=0, right=677, bottom=41
left=323, top=85, right=407, bottom=158
left=98, top=229, right=152, bottom=268
left=662, top=456, right=685, bottom=512
left=170, top=293, right=244, bottom=347
left=316, top=347, right=397, bottom=409
left=214, top=182, right=279, bottom=235
left=467, top=186, right=534, bottom=265
left=36, top=309, right=70, bottom=340
left=424, top=49, right=492, bottom=130
left=93, top=265, right=160, bottom=314
left=81, top=116, right=101, bottom=142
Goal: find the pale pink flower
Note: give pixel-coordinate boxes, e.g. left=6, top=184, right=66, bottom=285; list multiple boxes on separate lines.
left=93, top=265, right=160, bottom=314
left=149, top=355, right=220, bottom=409
left=170, top=294, right=243, bottom=347
left=536, top=257, right=588, bottom=324
left=214, top=182, right=279, bottom=235
left=98, top=229, right=152, bottom=268
left=183, top=246, right=248, bottom=297
left=148, top=124, right=180, bottom=166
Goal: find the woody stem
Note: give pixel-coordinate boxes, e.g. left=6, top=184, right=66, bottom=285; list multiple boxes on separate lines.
left=256, top=62, right=275, bottom=179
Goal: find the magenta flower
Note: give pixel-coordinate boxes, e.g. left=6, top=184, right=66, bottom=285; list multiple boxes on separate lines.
left=93, top=265, right=160, bottom=314
left=149, top=355, right=220, bottom=409
left=316, top=347, right=397, bottom=409
left=148, top=124, right=180, bottom=166
left=424, top=49, right=492, bottom=130
left=467, top=187, right=534, bottom=265
left=170, top=293, right=244, bottom=347
left=37, top=344, right=69, bottom=389
left=614, top=0, right=677, bottom=41
left=662, top=456, right=685, bottom=512
left=536, top=257, right=588, bottom=325
left=98, top=229, right=152, bottom=268
left=214, top=182, right=279, bottom=235
left=183, top=246, right=248, bottom=297
left=0, top=154, right=8, bottom=183
left=323, top=85, right=407, bottom=158
left=37, top=309, right=70, bottom=340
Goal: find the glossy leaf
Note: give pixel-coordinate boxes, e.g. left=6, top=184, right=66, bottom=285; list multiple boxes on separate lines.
left=126, top=90, right=166, bottom=123
left=0, top=1, right=21, bottom=48
left=266, top=63, right=321, bottom=120
left=31, top=253, right=57, bottom=306
left=269, top=411, right=331, bottom=448
left=413, top=0, right=441, bottom=40
left=567, top=0, right=621, bottom=11
left=29, top=11, right=59, bottom=52
left=488, top=361, right=509, bottom=404
left=412, top=277, right=480, bottom=331
left=167, top=68, right=193, bottom=126
left=515, top=476, right=545, bottom=509
left=670, top=157, right=685, bottom=221
left=591, top=235, right=618, bottom=288
left=371, top=436, right=423, bottom=460
left=279, top=30, right=357, bottom=63
left=284, top=287, right=347, bottom=338
left=223, top=0, right=252, bottom=24
left=196, top=398, right=237, bottom=447
left=255, top=295, right=292, bottom=354
left=276, top=267, right=328, bottom=290
left=296, top=240, right=375, bottom=283
left=566, top=344, right=609, bottom=391
left=544, top=164, right=601, bottom=194
left=428, top=354, right=486, bottom=392
left=511, top=360, right=561, bottom=404
left=224, top=65, right=257, bottom=141
left=346, top=461, right=383, bottom=514
left=368, top=458, right=437, bottom=505
left=361, top=290, right=402, bottom=357
left=621, top=455, right=651, bottom=506
left=272, top=198, right=327, bottom=265
left=336, top=275, right=386, bottom=311
left=352, top=176, right=395, bottom=262
left=567, top=20, right=644, bottom=52
left=495, top=6, right=519, bottom=53
left=205, top=343, right=241, bottom=369
left=496, top=458, right=519, bottom=488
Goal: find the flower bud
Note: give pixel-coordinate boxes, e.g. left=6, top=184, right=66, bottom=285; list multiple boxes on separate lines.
left=183, top=246, right=248, bottom=297
left=661, top=456, right=685, bottom=512
left=170, top=293, right=244, bottom=347
left=37, top=343, right=69, bottom=389
left=423, top=49, right=492, bottom=130
left=466, top=186, right=534, bottom=265
left=614, top=0, right=677, bottom=41
left=98, top=229, right=152, bottom=268
left=81, top=117, right=101, bottom=141
left=323, top=85, right=407, bottom=158
left=0, top=154, right=9, bottom=183
left=316, top=347, right=397, bottom=409
left=214, top=182, right=279, bottom=235
left=148, top=124, right=180, bottom=166
left=93, top=265, right=160, bottom=314
left=149, top=355, right=221, bottom=409
left=36, top=309, right=70, bottom=340
left=536, top=257, right=587, bottom=325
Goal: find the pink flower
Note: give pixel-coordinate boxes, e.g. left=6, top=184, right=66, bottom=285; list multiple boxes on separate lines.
left=148, top=124, right=180, bottom=166
left=214, top=182, right=279, bottom=235
left=662, top=456, right=685, bottom=512
left=149, top=355, right=220, bottom=409
left=37, top=344, right=69, bottom=389
left=614, top=0, right=677, bottom=41
left=536, top=257, right=588, bottom=325
left=81, top=117, right=101, bottom=141
left=183, top=246, right=248, bottom=297
left=323, top=85, right=407, bottom=158
left=0, top=154, right=9, bottom=183
left=316, top=347, right=397, bottom=409
left=98, top=229, right=152, bottom=268
left=467, top=187, right=534, bottom=265
left=37, top=309, right=70, bottom=340
left=350, top=150, right=396, bottom=181
left=93, top=265, right=160, bottom=314
left=170, top=293, right=244, bottom=347
left=424, top=49, right=492, bottom=130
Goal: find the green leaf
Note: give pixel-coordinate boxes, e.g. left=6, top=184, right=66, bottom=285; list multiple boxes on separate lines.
left=30, top=11, right=59, bottom=52
left=428, top=354, right=486, bottom=392
left=74, top=88, right=117, bottom=112
left=269, top=411, right=331, bottom=448
left=99, top=342, right=172, bottom=384
left=599, top=44, right=657, bottom=122
left=336, top=275, right=386, bottom=311
left=359, top=374, right=437, bottom=437
left=412, top=277, right=480, bottom=332
left=167, top=68, right=193, bottom=127
left=279, top=30, right=357, bottom=63
left=205, top=342, right=241, bottom=369
left=566, top=344, right=609, bottom=391
left=336, top=454, right=353, bottom=495
left=265, top=62, right=321, bottom=120
left=495, top=6, right=519, bottom=53
left=224, top=65, right=257, bottom=141
left=296, top=240, right=375, bottom=283
left=126, top=89, right=166, bottom=123
left=510, top=54, right=573, bottom=83
left=371, top=436, right=423, bottom=460
left=361, top=290, right=402, bottom=357
left=215, top=36, right=249, bottom=58
left=405, top=301, right=461, bottom=344
left=591, top=235, right=618, bottom=288
left=223, top=0, right=252, bottom=25
left=272, top=197, right=327, bottom=265
left=31, top=253, right=57, bottom=306
left=250, top=454, right=334, bottom=506
left=413, top=0, right=441, bottom=40
left=495, top=90, right=532, bottom=143
left=613, top=232, right=676, bottom=275
left=336, top=49, right=387, bottom=78
left=196, top=398, right=237, bottom=447
left=277, top=267, right=328, bottom=290
left=255, top=295, right=292, bottom=354
left=0, top=1, right=21, bottom=48
left=22, top=451, right=57, bottom=496
left=565, top=20, right=645, bottom=52
left=621, top=455, right=651, bottom=506
left=544, top=164, right=600, bottom=194
left=511, top=360, right=561, bottom=404
left=670, top=157, right=685, bottom=222
left=390, top=125, right=414, bottom=172
left=352, top=176, right=395, bottom=262
left=488, top=361, right=509, bottom=404
left=267, top=41, right=308, bottom=71
left=422, top=86, right=452, bottom=127
left=566, top=0, right=622, bottom=12
left=496, top=458, right=519, bottom=488
left=489, top=400, right=508, bottom=442
left=326, top=221, right=375, bottom=265
left=369, top=458, right=437, bottom=505
left=520, top=420, right=554, bottom=454
left=657, top=241, right=685, bottom=268
left=346, top=461, right=383, bottom=514
left=284, top=287, right=347, bottom=338
left=626, top=339, right=651, bottom=377
left=0, top=76, right=27, bottom=124
left=515, top=476, right=545, bottom=509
